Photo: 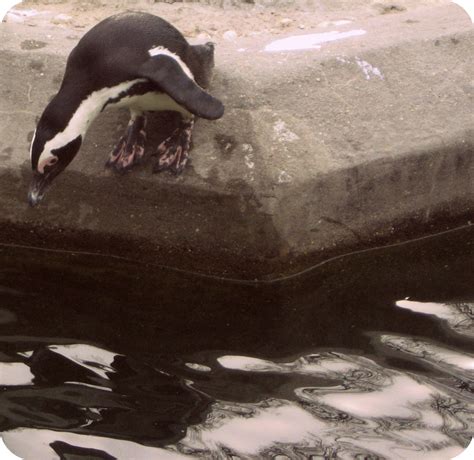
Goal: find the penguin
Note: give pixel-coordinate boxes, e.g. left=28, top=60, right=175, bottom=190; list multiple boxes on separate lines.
left=28, top=11, right=224, bottom=206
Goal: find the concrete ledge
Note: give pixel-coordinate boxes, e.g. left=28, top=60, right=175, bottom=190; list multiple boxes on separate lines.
left=0, top=4, right=473, bottom=279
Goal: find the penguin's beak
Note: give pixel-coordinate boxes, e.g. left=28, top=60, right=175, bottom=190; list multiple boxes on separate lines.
left=28, top=172, right=49, bottom=207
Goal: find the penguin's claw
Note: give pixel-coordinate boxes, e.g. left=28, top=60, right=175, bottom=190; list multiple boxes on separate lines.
left=153, top=138, right=189, bottom=175
left=153, top=119, right=194, bottom=175
left=106, top=116, right=146, bottom=173
left=106, top=138, right=145, bottom=173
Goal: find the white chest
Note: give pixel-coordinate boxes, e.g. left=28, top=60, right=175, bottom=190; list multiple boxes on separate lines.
left=111, top=90, right=191, bottom=117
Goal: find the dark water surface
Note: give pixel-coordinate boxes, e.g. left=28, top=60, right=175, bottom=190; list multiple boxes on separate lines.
left=0, top=226, right=473, bottom=459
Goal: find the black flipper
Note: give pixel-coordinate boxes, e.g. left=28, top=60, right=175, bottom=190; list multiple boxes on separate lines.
left=139, top=55, right=224, bottom=120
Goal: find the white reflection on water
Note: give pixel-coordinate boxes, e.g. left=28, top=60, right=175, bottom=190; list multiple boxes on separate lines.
left=396, top=300, right=474, bottom=338
left=188, top=403, right=323, bottom=456
left=0, top=363, right=33, bottom=386
left=218, top=352, right=371, bottom=376
left=380, top=335, right=474, bottom=376
left=46, top=344, right=120, bottom=380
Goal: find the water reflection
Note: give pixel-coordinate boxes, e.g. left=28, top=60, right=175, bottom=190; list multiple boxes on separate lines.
left=396, top=300, right=474, bottom=339
left=182, top=350, right=471, bottom=458
left=0, top=226, right=473, bottom=458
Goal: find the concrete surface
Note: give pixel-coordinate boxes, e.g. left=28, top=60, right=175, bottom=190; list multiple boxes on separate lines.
left=0, top=3, right=473, bottom=279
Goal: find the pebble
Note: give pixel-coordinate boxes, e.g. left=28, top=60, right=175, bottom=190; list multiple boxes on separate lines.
left=51, top=13, right=72, bottom=25
left=223, top=30, right=237, bottom=41
left=279, top=18, right=292, bottom=28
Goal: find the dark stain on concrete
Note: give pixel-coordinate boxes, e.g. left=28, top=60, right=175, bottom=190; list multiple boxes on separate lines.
left=1, top=147, right=13, bottom=159
left=29, top=60, right=44, bottom=72
left=21, top=40, right=47, bottom=51
left=27, top=131, right=34, bottom=142
left=435, top=37, right=460, bottom=47
left=346, top=137, right=362, bottom=151
left=389, top=169, right=401, bottom=183
left=215, top=134, right=237, bottom=156
left=376, top=3, right=406, bottom=15
left=454, top=149, right=473, bottom=174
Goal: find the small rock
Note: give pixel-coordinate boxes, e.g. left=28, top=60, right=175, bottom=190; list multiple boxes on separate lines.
left=279, top=18, right=292, bottom=28
left=51, top=13, right=72, bottom=25
left=223, top=30, right=237, bottom=42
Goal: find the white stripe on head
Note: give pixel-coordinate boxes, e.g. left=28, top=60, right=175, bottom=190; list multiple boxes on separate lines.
left=148, top=46, right=194, bottom=80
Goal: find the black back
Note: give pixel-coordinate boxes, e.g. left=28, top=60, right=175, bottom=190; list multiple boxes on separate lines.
left=63, top=12, right=190, bottom=90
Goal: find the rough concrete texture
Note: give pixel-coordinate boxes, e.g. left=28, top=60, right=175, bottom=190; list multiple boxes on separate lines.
left=0, top=2, right=473, bottom=279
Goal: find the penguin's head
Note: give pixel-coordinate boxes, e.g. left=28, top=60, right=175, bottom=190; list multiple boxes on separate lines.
left=190, top=42, right=216, bottom=89
left=28, top=112, right=82, bottom=207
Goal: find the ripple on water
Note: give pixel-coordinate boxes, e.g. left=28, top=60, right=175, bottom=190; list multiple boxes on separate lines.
left=0, top=325, right=472, bottom=459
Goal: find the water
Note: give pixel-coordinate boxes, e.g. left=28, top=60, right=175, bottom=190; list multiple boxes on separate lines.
left=0, top=225, right=473, bottom=459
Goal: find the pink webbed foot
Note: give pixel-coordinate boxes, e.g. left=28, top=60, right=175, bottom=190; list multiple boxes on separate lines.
left=153, top=118, right=194, bottom=175
left=106, top=115, right=147, bottom=173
